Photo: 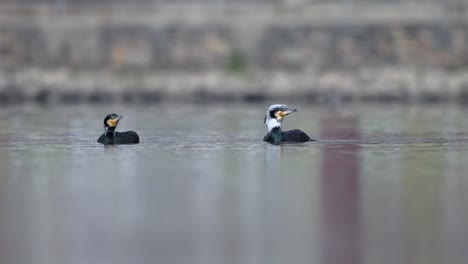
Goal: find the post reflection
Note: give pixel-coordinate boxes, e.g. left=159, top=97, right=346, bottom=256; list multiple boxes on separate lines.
left=320, top=115, right=362, bottom=264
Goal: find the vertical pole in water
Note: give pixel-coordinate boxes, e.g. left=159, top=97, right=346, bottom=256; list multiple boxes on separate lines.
left=319, top=115, right=362, bottom=264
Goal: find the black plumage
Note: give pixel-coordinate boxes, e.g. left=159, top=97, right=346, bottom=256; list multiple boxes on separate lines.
left=97, top=131, right=139, bottom=145
left=97, top=113, right=139, bottom=145
left=282, top=129, right=311, bottom=142
left=263, top=104, right=314, bottom=145
left=263, top=127, right=311, bottom=145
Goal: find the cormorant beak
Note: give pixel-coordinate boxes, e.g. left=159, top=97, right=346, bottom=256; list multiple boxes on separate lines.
left=278, top=108, right=298, bottom=120
left=107, top=115, right=123, bottom=128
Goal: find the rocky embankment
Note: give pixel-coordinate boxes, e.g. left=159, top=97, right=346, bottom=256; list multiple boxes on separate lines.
left=2, top=67, right=468, bottom=104
left=1, top=2, right=468, bottom=103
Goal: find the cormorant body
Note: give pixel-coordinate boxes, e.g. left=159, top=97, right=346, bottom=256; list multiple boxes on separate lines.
left=97, top=113, right=139, bottom=145
left=263, top=104, right=314, bottom=145
left=97, top=131, right=139, bottom=145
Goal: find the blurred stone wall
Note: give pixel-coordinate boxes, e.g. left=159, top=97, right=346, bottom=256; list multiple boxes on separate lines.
left=1, top=2, right=467, bottom=70
left=1, top=1, right=468, bottom=102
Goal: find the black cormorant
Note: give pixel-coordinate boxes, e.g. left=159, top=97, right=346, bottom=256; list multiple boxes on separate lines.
left=263, top=104, right=313, bottom=145
left=97, top=113, right=139, bottom=145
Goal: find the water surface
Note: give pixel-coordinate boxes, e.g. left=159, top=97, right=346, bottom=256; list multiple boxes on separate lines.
left=1, top=103, right=468, bottom=264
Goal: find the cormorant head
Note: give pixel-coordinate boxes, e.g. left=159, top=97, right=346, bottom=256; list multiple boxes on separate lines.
left=264, top=104, right=298, bottom=131
left=103, top=113, right=123, bottom=132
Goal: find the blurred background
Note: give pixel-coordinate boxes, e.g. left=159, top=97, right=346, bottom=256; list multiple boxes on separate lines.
left=2, top=1, right=468, bottom=264
left=1, top=0, right=468, bottom=103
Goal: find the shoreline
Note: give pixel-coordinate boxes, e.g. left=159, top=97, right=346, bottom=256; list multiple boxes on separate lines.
left=2, top=67, right=468, bottom=104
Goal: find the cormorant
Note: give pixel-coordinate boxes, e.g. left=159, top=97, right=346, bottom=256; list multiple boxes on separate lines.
left=263, top=104, right=313, bottom=145
left=97, top=113, right=139, bottom=145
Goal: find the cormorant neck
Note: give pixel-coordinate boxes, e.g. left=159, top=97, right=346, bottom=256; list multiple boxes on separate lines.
left=266, top=118, right=282, bottom=132
left=264, top=126, right=283, bottom=145
left=104, top=126, right=117, bottom=144
left=106, top=126, right=116, bottom=133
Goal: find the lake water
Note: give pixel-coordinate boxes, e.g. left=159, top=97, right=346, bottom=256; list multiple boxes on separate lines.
left=1, top=102, right=468, bottom=264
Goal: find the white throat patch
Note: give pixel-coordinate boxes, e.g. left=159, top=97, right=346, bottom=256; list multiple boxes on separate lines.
left=265, top=117, right=282, bottom=132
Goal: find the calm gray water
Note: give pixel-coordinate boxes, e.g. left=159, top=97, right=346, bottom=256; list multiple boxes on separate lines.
left=1, top=103, right=468, bottom=264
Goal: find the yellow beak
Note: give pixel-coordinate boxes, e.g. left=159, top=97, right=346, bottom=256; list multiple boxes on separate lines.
left=107, top=115, right=123, bottom=127
left=279, top=108, right=298, bottom=117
